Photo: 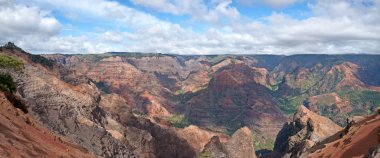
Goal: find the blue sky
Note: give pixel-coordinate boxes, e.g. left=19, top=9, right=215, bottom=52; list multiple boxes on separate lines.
left=0, top=0, right=379, bottom=54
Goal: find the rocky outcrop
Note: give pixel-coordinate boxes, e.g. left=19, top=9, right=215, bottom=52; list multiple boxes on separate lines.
left=177, top=125, right=229, bottom=153
left=202, top=136, right=228, bottom=158
left=0, top=92, right=93, bottom=157
left=273, top=105, right=342, bottom=158
left=370, top=145, right=380, bottom=158
left=13, top=59, right=136, bottom=157
left=100, top=94, right=197, bottom=158
left=201, top=127, right=256, bottom=158
left=225, top=127, right=256, bottom=158
left=308, top=114, right=380, bottom=158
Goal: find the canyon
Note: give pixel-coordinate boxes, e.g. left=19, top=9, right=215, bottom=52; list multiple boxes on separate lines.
left=1, top=43, right=380, bottom=157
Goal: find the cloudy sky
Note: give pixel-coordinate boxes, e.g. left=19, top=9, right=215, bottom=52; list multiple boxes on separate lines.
left=0, top=0, right=379, bottom=54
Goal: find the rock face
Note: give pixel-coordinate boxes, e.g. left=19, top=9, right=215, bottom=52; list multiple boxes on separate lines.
left=202, top=127, right=257, bottom=158
left=45, top=52, right=380, bottom=153
left=308, top=113, right=380, bottom=158
left=0, top=92, right=93, bottom=157
left=1, top=47, right=196, bottom=158
left=225, top=127, right=257, bottom=158
left=186, top=64, right=287, bottom=139
left=370, top=145, right=380, bottom=158
left=177, top=125, right=228, bottom=153
left=273, top=105, right=342, bottom=158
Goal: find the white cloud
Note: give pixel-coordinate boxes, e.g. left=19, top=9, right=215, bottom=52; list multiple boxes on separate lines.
left=0, top=1, right=60, bottom=39
left=2, top=0, right=380, bottom=55
left=262, top=0, right=302, bottom=8
left=130, top=0, right=240, bottom=24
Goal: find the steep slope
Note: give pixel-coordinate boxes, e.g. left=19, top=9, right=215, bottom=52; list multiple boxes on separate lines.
left=0, top=92, right=93, bottom=158
left=201, top=127, right=257, bottom=158
left=44, top=53, right=211, bottom=123
left=273, top=105, right=342, bottom=158
left=185, top=64, right=287, bottom=151
left=177, top=125, right=229, bottom=153
left=308, top=113, right=380, bottom=158
left=272, top=55, right=380, bottom=127
left=1, top=44, right=196, bottom=158
left=44, top=51, right=380, bottom=155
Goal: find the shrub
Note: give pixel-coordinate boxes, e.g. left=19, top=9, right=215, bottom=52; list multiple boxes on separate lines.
left=0, top=54, right=23, bottom=70
left=175, top=89, right=185, bottom=95
left=199, top=150, right=211, bottom=158
left=167, top=114, right=190, bottom=128
left=0, top=73, right=17, bottom=93
left=2, top=42, right=20, bottom=50
left=28, top=54, right=54, bottom=68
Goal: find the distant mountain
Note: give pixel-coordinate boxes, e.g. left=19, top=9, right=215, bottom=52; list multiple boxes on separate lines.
left=2, top=42, right=380, bottom=157
left=44, top=51, right=380, bottom=150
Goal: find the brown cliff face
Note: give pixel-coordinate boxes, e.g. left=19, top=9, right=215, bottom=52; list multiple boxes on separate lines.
left=1, top=48, right=197, bottom=158
left=186, top=64, right=286, bottom=137
left=225, top=127, right=257, bottom=158
left=308, top=114, right=380, bottom=158
left=306, top=93, right=352, bottom=125
left=273, top=105, right=342, bottom=158
left=41, top=51, right=380, bottom=157
left=177, top=125, right=229, bottom=153
left=99, top=93, right=197, bottom=158
left=0, top=92, right=93, bottom=158
left=201, top=127, right=257, bottom=158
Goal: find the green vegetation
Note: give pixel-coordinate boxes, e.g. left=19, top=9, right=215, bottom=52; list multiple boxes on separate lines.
left=0, top=73, right=17, bottom=93
left=71, top=52, right=166, bottom=63
left=0, top=54, right=23, bottom=70
left=2, top=42, right=21, bottom=50
left=337, top=90, right=380, bottom=106
left=167, top=114, right=190, bottom=128
left=209, top=55, right=237, bottom=65
left=1, top=42, right=53, bottom=69
left=96, top=82, right=112, bottom=94
left=175, top=89, right=185, bottom=95
left=28, top=54, right=54, bottom=68
left=252, top=133, right=275, bottom=151
left=286, top=73, right=318, bottom=94
left=277, top=95, right=307, bottom=115
left=199, top=150, right=211, bottom=158
left=0, top=54, right=22, bottom=93
left=337, top=90, right=380, bottom=115
left=269, top=84, right=279, bottom=91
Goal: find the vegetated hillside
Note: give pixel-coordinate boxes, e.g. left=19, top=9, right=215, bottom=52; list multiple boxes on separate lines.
left=272, top=55, right=380, bottom=126
left=44, top=51, right=380, bottom=152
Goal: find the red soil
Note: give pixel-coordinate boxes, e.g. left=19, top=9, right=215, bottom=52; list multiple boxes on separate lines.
left=0, top=92, right=93, bottom=158
left=310, top=114, right=380, bottom=158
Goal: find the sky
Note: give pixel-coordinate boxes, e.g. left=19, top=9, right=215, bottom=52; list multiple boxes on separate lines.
left=0, top=0, right=379, bottom=55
